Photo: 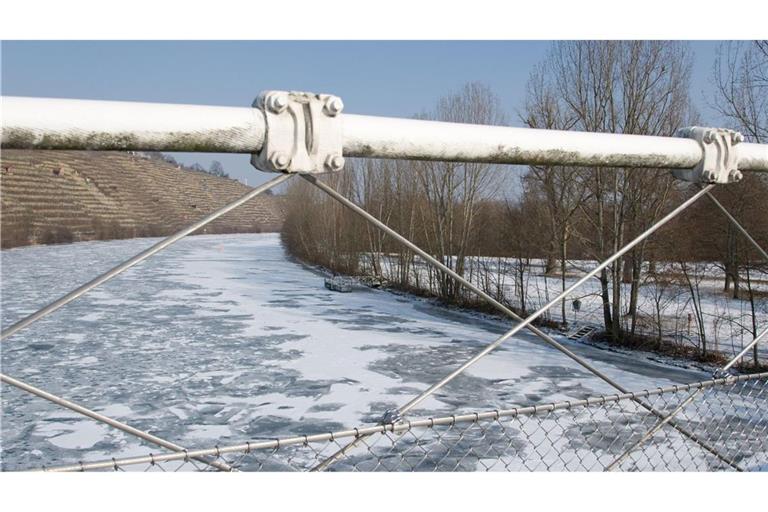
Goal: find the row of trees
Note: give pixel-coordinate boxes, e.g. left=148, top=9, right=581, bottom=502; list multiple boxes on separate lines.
left=281, top=41, right=768, bottom=365
left=142, top=152, right=230, bottom=178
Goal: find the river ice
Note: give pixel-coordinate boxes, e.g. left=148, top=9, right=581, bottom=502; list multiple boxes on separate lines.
left=1, top=233, right=712, bottom=471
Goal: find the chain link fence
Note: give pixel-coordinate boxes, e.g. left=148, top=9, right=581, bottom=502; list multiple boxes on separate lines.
left=41, top=372, right=768, bottom=472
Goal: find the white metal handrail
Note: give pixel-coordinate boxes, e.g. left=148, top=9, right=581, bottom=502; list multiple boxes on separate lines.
left=3, top=95, right=768, bottom=172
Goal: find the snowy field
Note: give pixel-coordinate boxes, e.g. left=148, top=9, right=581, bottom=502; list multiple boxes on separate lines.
left=365, top=254, right=768, bottom=359
left=0, top=233, right=737, bottom=471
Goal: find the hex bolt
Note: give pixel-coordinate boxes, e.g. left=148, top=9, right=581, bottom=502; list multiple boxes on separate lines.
left=729, top=169, right=743, bottom=182
left=731, top=132, right=745, bottom=144
left=266, top=93, right=289, bottom=114
left=325, top=154, right=345, bottom=172
left=270, top=153, right=291, bottom=170
left=323, top=96, right=344, bottom=117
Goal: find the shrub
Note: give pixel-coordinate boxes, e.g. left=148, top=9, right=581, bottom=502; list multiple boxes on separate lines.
left=40, top=226, right=74, bottom=245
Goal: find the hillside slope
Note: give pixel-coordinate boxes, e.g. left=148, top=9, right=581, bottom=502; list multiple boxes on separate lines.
left=0, top=150, right=285, bottom=248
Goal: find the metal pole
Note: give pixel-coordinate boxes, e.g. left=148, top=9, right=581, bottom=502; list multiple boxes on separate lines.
left=0, top=173, right=292, bottom=342
left=1, top=373, right=233, bottom=471
left=306, top=178, right=736, bottom=471
left=343, top=114, right=699, bottom=169
left=1, top=96, right=266, bottom=153
left=4, top=96, right=768, bottom=172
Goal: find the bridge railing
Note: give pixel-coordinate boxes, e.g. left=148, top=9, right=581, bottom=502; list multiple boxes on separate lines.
left=2, top=91, right=768, bottom=471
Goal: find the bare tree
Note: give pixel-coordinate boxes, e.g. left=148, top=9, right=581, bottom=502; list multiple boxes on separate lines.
left=501, top=189, right=545, bottom=316
left=642, top=267, right=685, bottom=346
left=678, top=260, right=709, bottom=358
left=208, top=160, right=228, bottom=178
left=713, top=41, right=768, bottom=142
left=533, top=41, right=694, bottom=341
left=711, top=41, right=768, bottom=302
left=522, top=64, right=588, bottom=327
left=413, top=82, right=505, bottom=303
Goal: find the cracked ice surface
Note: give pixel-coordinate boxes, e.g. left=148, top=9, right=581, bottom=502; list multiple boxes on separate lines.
left=1, top=233, right=708, bottom=470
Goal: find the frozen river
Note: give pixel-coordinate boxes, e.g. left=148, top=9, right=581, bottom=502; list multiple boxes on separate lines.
left=1, top=233, right=711, bottom=471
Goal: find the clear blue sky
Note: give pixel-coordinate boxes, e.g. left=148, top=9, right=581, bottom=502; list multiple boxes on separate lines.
left=1, top=41, right=723, bottom=186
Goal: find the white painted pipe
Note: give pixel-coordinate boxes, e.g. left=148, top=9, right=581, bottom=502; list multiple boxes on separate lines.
left=2, top=96, right=768, bottom=172
left=738, top=142, right=768, bottom=171
left=1, top=96, right=266, bottom=153
left=344, top=114, right=701, bottom=169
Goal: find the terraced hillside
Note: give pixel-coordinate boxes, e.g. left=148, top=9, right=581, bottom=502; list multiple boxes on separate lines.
left=0, top=150, right=285, bottom=248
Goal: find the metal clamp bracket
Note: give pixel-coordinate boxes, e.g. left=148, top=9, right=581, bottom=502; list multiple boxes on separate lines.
left=380, top=408, right=402, bottom=425
left=251, top=90, right=345, bottom=174
left=674, top=126, right=744, bottom=184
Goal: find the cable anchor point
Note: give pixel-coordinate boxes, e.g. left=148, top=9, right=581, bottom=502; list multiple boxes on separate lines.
left=251, top=90, right=345, bottom=175
left=675, top=127, right=744, bottom=184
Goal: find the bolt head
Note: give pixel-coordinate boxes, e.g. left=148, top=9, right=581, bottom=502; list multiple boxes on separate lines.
left=266, top=93, right=289, bottom=114
left=325, top=154, right=345, bottom=171
left=323, top=96, right=344, bottom=117
left=270, top=153, right=290, bottom=170
left=731, top=131, right=745, bottom=144
left=729, top=169, right=743, bottom=182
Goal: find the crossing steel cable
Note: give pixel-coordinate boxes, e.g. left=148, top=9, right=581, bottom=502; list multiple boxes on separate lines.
left=303, top=177, right=738, bottom=471
left=721, top=328, right=768, bottom=374
left=40, top=371, right=768, bottom=472
left=701, top=187, right=768, bottom=370
left=1, top=173, right=292, bottom=342
left=5, top=175, right=762, bottom=471
left=704, top=191, right=768, bottom=263
left=606, top=325, right=768, bottom=471
left=0, top=374, right=234, bottom=471
left=605, top=387, right=706, bottom=471
left=1, top=173, right=292, bottom=471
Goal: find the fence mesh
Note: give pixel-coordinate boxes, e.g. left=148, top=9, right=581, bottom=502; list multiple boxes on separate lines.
left=43, top=373, right=768, bottom=472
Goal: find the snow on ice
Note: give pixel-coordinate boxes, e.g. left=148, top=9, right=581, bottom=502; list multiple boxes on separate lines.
left=1, top=233, right=721, bottom=470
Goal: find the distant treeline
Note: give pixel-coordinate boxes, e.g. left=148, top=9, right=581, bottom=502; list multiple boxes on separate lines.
left=281, top=41, right=768, bottom=367
left=140, top=152, right=231, bottom=179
